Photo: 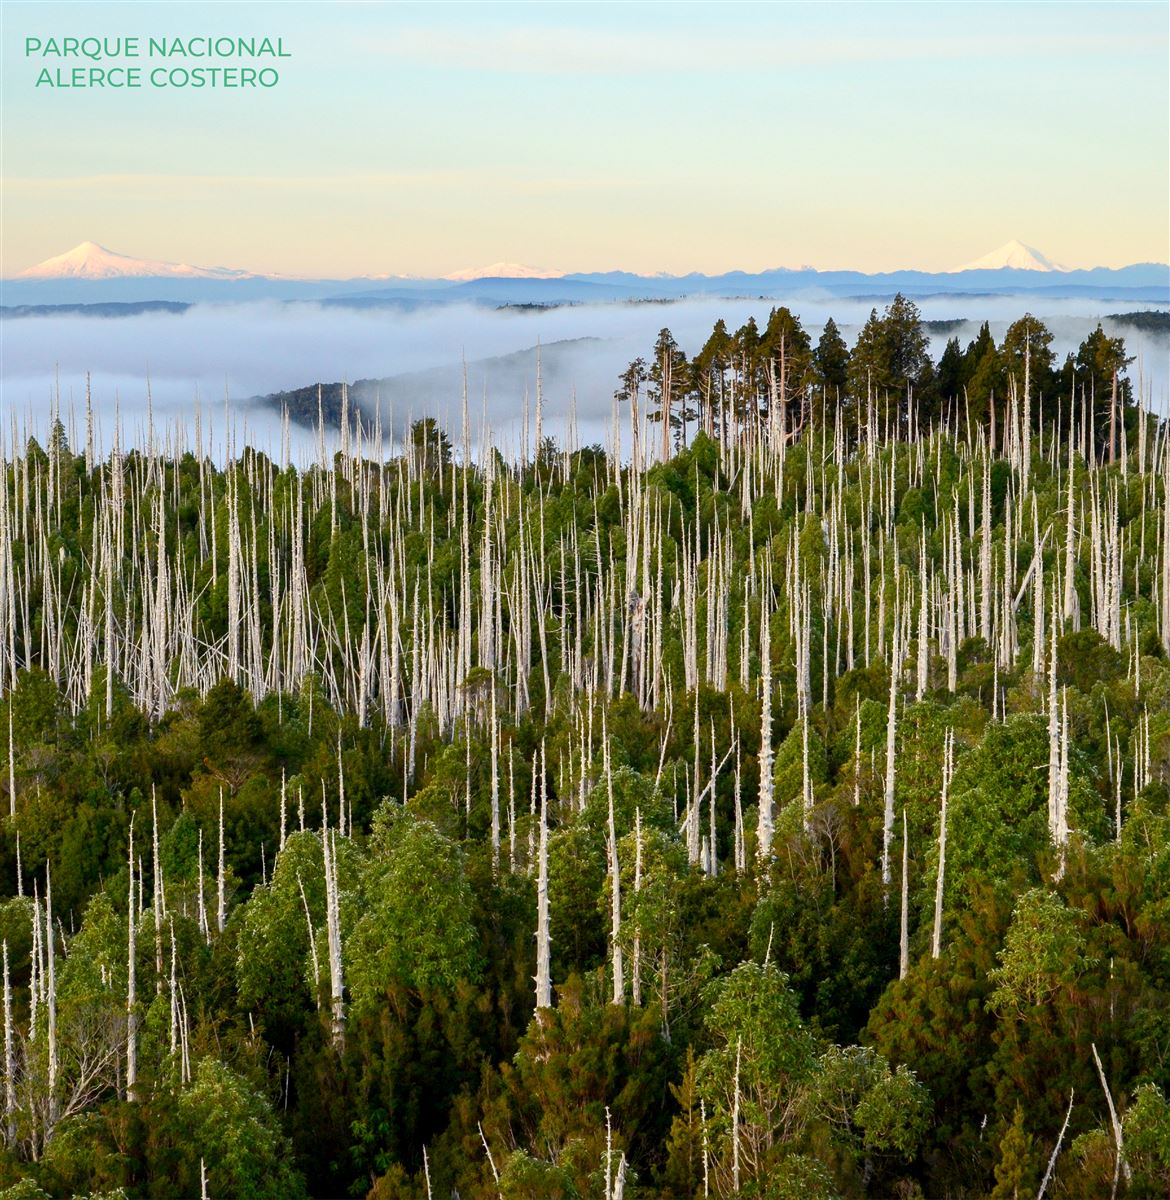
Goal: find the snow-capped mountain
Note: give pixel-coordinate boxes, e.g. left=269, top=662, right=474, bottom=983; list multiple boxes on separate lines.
left=443, top=262, right=564, bottom=282
left=17, top=241, right=255, bottom=281
left=4, top=241, right=1164, bottom=306
left=952, top=240, right=1067, bottom=273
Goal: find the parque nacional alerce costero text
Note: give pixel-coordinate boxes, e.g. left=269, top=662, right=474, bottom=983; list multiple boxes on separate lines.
left=24, top=35, right=291, bottom=88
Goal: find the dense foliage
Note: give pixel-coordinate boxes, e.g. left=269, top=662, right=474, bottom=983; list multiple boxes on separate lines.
left=0, top=305, right=1167, bottom=1197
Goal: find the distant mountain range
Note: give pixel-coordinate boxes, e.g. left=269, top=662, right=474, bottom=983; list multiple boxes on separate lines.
left=4, top=240, right=1167, bottom=308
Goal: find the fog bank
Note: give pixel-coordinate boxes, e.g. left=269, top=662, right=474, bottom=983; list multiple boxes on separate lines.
left=2, top=295, right=1166, bottom=462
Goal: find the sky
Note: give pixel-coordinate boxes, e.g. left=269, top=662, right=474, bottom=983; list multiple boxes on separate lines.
left=1, top=1, right=1168, bottom=278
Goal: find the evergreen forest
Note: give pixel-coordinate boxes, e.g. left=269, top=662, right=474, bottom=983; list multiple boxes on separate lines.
left=0, top=297, right=1168, bottom=1199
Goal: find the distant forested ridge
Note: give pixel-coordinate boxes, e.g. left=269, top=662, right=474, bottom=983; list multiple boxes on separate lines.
left=0, top=300, right=1168, bottom=1198
left=1106, top=310, right=1170, bottom=334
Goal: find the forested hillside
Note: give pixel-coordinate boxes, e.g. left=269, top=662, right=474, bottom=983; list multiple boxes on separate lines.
left=0, top=299, right=1168, bottom=1198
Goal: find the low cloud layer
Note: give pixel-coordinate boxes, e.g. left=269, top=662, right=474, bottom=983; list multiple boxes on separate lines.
left=2, top=295, right=1165, bottom=463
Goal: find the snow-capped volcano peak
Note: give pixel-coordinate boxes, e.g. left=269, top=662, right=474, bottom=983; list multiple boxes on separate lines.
left=952, top=240, right=1067, bottom=273
left=17, top=241, right=254, bottom=281
left=443, top=261, right=564, bottom=282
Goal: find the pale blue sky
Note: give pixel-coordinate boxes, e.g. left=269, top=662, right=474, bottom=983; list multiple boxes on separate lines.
left=3, top=1, right=1167, bottom=277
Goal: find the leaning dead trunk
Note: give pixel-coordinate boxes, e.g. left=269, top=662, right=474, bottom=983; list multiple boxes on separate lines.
left=898, top=811, right=910, bottom=978
left=882, top=635, right=900, bottom=898
left=535, top=743, right=552, bottom=1012
left=632, top=807, right=643, bottom=1007
left=322, top=820, right=346, bottom=1050
left=3, top=940, right=13, bottom=1143
left=152, top=786, right=164, bottom=993
left=757, top=596, right=774, bottom=861
left=605, top=716, right=623, bottom=1005
left=45, top=865, right=57, bottom=1126
left=127, top=816, right=138, bottom=1101
left=931, top=729, right=953, bottom=958
left=217, top=788, right=226, bottom=934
